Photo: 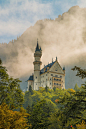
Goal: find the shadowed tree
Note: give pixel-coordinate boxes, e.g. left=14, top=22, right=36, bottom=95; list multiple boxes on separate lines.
left=45, top=85, right=49, bottom=92
left=74, top=83, right=80, bottom=91
left=27, top=99, right=55, bottom=129
left=53, top=87, right=56, bottom=92
left=0, top=59, right=23, bottom=109
left=53, top=66, right=86, bottom=128
left=29, top=85, right=33, bottom=95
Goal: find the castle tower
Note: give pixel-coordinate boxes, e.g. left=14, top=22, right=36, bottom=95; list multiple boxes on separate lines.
left=33, top=40, right=42, bottom=90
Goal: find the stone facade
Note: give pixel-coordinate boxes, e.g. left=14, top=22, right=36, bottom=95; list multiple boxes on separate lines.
left=27, top=41, right=65, bottom=91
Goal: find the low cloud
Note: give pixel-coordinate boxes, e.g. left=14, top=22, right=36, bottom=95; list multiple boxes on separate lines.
left=0, top=6, right=86, bottom=90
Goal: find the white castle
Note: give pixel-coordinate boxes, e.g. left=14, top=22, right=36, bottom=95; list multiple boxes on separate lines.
left=27, top=40, right=65, bottom=91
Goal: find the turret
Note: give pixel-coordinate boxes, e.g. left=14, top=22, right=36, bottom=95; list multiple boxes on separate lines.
left=33, top=39, right=42, bottom=90
left=63, top=67, right=65, bottom=74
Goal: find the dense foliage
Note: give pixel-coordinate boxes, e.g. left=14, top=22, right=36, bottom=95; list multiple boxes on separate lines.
left=0, top=59, right=24, bottom=109
left=0, top=103, right=30, bottom=129
left=0, top=59, right=30, bottom=128
left=23, top=85, right=86, bottom=129
left=23, top=66, right=86, bottom=129
left=0, top=59, right=86, bottom=129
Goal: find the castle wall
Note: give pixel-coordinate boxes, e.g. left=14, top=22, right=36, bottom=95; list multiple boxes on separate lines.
left=27, top=80, right=34, bottom=91
left=40, top=72, right=65, bottom=89
left=32, top=42, right=65, bottom=91
left=34, top=71, right=41, bottom=90
left=34, top=64, right=40, bottom=71
left=35, top=57, right=40, bottom=61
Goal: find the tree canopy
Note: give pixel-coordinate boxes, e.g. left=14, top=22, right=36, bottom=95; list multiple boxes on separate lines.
left=0, top=59, right=24, bottom=109
left=0, top=103, right=30, bottom=129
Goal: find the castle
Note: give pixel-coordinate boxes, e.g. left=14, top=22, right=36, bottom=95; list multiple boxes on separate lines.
left=27, top=40, right=65, bottom=91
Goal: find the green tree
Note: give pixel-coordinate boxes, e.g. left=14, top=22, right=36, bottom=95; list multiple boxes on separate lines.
left=45, top=85, right=49, bottom=92
left=27, top=99, right=54, bottom=129
left=71, top=66, right=86, bottom=79
left=53, top=87, right=56, bottom=92
left=29, top=85, right=33, bottom=95
left=0, top=103, right=30, bottom=129
left=0, top=59, right=23, bottom=109
left=23, top=91, right=33, bottom=108
left=48, top=112, right=62, bottom=129
left=74, top=83, right=80, bottom=91
left=54, top=66, right=86, bottom=128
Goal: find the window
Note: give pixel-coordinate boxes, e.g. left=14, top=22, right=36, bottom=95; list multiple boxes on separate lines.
left=50, top=83, right=51, bottom=85
left=55, top=75, right=58, bottom=77
left=46, top=74, right=47, bottom=76
left=60, top=76, right=62, bottom=78
left=54, top=78, right=58, bottom=81
left=51, top=74, right=53, bottom=76
left=50, top=78, right=51, bottom=80
left=36, top=77, right=37, bottom=79
left=36, top=83, right=37, bottom=85
left=55, top=69, right=57, bottom=71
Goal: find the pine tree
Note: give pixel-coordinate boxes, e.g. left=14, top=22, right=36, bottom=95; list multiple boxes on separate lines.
left=0, top=59, right=23, bottom=109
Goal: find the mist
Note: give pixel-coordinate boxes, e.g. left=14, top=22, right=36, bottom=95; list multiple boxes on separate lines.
left=0, top=6, right=86, bottom=90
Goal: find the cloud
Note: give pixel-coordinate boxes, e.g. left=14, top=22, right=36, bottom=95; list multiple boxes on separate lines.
left=0, top=0, right=84, bottom=44
left=77, top=0, right=86, bottom=7
left=0, top=5, right=86, bottom=90
left=0, top=0, right=52, bottom=42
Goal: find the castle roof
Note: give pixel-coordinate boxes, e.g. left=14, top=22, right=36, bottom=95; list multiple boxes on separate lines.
left=40, top=61, right=55, bottom=74
left=27, top=75, right=33, bottom=81
left=63, top=67, right=65, bottom=70
left=35, top=39, right=42, bottom=52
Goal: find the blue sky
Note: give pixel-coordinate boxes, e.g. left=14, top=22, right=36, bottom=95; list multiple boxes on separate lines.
left=0, top=0, right=85, bottom=43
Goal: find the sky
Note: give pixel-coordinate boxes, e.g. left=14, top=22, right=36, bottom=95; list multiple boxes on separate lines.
left=0, top=0, right=86, bottom=43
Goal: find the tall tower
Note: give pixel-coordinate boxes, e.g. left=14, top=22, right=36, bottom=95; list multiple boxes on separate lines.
left=33, top=40, right=42, bottom=90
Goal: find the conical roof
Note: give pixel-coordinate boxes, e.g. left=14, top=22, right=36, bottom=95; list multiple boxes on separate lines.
left=35, top=39, right=41, bottom=52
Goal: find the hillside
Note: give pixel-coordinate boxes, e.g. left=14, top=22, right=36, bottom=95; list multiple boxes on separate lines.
left=0, top=6, right=86, bottom=90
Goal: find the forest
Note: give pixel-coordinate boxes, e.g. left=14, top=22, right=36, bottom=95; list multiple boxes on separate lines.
left=0, top=59, right=86, bottom=129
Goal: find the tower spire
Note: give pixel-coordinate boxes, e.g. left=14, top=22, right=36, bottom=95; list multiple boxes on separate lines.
left=52, top=58, right=53, bottom=63
left=33, top=40, right=42, bottom=90
left=35, top=39, right=40, bottom=52
left=56, top=57, right=57, bottom=61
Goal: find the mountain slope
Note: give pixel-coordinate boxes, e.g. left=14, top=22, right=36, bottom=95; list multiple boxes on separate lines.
left=0, top=6, right=86, bottom=90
